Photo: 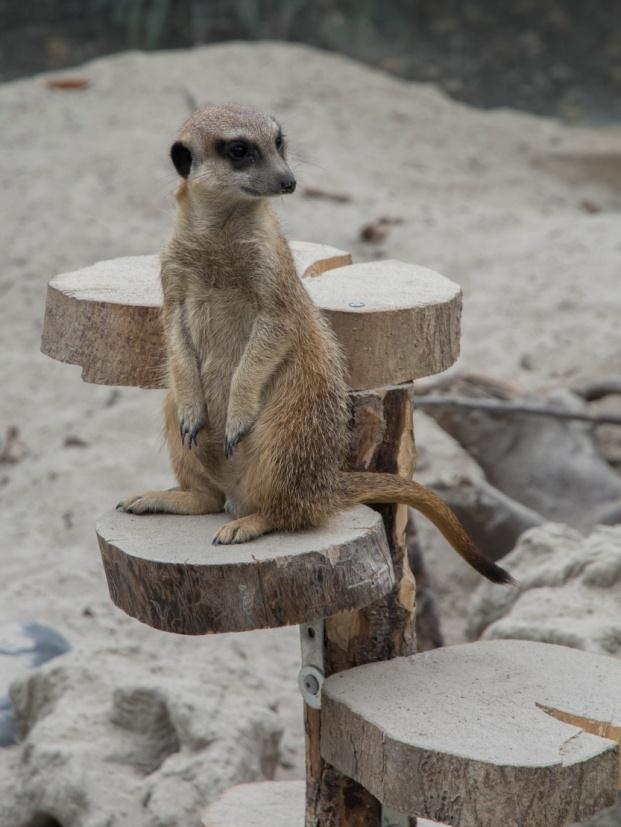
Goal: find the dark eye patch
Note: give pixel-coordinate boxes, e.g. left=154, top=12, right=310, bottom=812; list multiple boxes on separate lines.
left=275, top=132, right=285, bottom=154
left=216, top=138, right=260, bottom=169
left=229, top=142, right=248, bottom=158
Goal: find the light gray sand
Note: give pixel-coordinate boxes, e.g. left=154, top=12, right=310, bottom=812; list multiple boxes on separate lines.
left=1, top=41, right=620, bottom=792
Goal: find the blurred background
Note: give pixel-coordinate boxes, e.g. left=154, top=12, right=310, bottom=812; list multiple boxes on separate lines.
left=2, top=4, right=621, bottom=827
left=3, top=0, right=621, bottom=120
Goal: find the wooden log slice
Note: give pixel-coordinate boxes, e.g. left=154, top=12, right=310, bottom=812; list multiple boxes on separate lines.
left=96, top=505, right=393, bottom=635
left=306, top=260, right=461, bottom=389
left=42, top=255, right=164, bottom=388
left=40, top=241, right=351, bottom=389
left=290, top=240, right=351, bottom=278
left=41, top=252, right=462, bottom=391
left=321, top=639, right=621, bottom=827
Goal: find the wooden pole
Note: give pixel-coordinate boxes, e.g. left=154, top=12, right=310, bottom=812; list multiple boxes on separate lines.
left=305, top=384, right=417, bottom=827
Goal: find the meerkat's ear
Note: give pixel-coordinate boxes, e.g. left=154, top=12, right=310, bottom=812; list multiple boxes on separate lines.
left=170, top=141, right=193, bottom=178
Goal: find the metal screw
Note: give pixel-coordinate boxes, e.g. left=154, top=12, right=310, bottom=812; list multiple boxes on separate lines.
left=304, top=674, right=320, bottom=695
left=298, top=665, right=324, bottom=709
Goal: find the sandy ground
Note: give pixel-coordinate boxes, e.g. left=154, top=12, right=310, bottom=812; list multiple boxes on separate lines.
left=2, top=40, right=621, bottom=793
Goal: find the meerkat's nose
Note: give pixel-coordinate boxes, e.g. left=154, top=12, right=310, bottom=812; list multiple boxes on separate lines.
left=280, top=175, right=297, bottom=194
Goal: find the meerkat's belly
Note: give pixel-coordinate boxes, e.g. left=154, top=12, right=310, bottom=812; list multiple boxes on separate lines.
left=187, top=293, right=255, bottom=433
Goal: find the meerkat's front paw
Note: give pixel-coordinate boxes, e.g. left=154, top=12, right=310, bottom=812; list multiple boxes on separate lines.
left=223, top=415, right=253, bottom=459
left=116, top=493, right=161, bottom=514
left=178, top=402, right=207, bottom=449
left=212, top=513, right=273, bottom=544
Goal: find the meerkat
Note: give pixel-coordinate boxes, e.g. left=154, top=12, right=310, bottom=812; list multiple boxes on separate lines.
left=118, top=103, right=512, bottom=584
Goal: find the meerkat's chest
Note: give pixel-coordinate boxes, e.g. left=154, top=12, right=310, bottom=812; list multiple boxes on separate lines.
left=185, top=285, right=257, bottom=380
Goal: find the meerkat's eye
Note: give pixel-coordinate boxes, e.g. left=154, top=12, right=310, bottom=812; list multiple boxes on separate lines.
left=275, top=134, right=285, bottom=153
left=228, top=142, right=249, bottom=159
left=220, top=139, right=258, bottom=168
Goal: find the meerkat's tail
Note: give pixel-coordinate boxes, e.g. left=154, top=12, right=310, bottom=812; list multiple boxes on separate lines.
left=338, top=472, right=515, bottom=585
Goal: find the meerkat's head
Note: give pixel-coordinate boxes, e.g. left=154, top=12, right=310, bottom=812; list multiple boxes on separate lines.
left=170, top=104, right=296, bottom=201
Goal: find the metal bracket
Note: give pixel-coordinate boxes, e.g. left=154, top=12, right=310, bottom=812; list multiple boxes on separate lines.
left=381, top=806, right=410, bottom=827
left=298, top=619, right=325, bottom=709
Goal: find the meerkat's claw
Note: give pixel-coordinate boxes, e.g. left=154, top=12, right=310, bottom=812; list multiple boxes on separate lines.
left=117, top=493, right=149, bottom=513
left=180, top=417, right=205, bottom=449
left=223, top=434, right=239, bottom=459
left=117, top=492, right=173, bottom=514
left=188, top=422, right=203, bottom=449
left=212, top=522, right=248, bottom=544
left=223, top=425, right=249, bottom=459
left=117, top=494, right=159, bottom=514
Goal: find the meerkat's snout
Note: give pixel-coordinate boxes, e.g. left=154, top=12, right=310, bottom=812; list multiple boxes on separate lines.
left=279, top=174, right=297, bottom=194
left=170, top=104, right=296, bottom=200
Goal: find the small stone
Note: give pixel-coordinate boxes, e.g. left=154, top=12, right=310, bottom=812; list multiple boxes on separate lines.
left=63, top=435, right=89, bottom=448
left=580, top=199, right=603, bottom=214
left=359, top=221, right=390, bottom=243
left=0, top=427, right=28, bottom=464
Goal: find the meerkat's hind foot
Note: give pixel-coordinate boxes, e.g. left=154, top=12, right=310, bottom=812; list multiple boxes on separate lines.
left=212, top=513, right=273, bottom=545
left=117, top=489, right=223, bottom=516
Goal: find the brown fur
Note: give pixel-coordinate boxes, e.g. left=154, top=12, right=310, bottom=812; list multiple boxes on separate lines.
left=118, top=104, right=512, bottom=585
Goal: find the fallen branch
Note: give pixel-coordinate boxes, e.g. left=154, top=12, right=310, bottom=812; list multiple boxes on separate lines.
left=415, top=395, right=621, bottom=426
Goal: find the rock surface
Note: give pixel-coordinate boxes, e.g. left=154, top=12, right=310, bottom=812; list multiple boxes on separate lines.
left=590, top=393, right=621, bottom=473
left=467, top=523, right=621, bottom=653
left=422, top=381, right=621, bottom=533
left=0, top=645, right=282, bottom=827
left=410, top=412, right=541, bottom=648
left=0, top=621, right=70, bottom=746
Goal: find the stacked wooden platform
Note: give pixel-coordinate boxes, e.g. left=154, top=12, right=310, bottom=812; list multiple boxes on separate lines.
left=42, top=241, right=621, bottom=826
left=96, top=505, right=392, bottom=634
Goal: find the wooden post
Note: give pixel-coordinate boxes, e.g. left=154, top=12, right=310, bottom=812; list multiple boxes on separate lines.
left=305, top=384, right=417, bottom=827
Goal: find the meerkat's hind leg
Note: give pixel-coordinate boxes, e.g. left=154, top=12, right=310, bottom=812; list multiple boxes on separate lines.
left=117, top=488, right=224, bottom=516
left=212, top=513, right=274, bottom=545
